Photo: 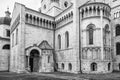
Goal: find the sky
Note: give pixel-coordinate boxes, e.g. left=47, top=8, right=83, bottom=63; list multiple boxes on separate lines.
left=0, top=0, right=41, bottom=17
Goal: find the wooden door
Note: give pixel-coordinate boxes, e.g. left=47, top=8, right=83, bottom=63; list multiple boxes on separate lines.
left=33, top=57, right=39, bottom=72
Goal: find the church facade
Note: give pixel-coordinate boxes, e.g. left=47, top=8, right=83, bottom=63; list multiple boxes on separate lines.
left=9, top=0, right=120, bottom=74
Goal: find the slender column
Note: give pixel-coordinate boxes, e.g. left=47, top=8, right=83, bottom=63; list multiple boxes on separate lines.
left=100, top=7, right=104, bottom=60
left=79, top=9, right=82, bottom=73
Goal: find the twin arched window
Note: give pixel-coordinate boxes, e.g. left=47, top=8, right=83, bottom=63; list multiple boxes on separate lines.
left=87, top=24, right=95, bottom=45
left=58, top=31, right=69, bottom=49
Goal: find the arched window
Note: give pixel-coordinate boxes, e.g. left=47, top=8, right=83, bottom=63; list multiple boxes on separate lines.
left=116, top=42, right=120, bottom=55
left=58, top=34, right=61, bottom=49
left=68, top=63, right=72, bottom=71
left=3, top=44, right=10, bottom=50
left=65, top=31, right=69, bottom=48
left=104, top=24, right=109, bottom=45
left=116, top=24, right=120, bottom=36
left=87, top=24, right=95, bottom=45
left=108, top=63, right=111, bottom=71
left=61, top=63, right=64, bottom=69
left=91, top=62, right=97, bottom=71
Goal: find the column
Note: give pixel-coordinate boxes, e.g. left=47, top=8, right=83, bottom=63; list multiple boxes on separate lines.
left=100, top=7, right=104, bottom=60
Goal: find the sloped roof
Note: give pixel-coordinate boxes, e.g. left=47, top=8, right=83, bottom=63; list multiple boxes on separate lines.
left=38, top=40, right=53, bottom=50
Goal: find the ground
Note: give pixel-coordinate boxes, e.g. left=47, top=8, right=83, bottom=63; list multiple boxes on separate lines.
left=0, top=72, right=120, bottom=80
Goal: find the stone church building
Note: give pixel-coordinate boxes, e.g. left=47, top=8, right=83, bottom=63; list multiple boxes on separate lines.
left=2, top=0, right=119, bottom=74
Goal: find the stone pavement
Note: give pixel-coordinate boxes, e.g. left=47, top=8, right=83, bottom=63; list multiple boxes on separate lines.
left=0, top=72, right=120, bottom=80
left=32, top=72, right=120, bottom=80
left=32, top=72, right=87, bottom=80
left=0, top=72, right=66, bottom=80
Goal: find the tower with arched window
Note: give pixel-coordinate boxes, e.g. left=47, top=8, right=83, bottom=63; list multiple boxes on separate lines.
left=80, top=2, right=112, bottom=73
left=40, top=0, right=72, bottom=16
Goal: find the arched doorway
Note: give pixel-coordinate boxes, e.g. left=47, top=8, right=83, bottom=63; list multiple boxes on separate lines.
left=29, top=49, right=40, bottom=72
left=91, top=63, right=97, bottom=71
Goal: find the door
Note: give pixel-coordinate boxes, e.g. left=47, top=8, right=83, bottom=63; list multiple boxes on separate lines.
left=29, top=49, right=40, bottom=72
left=33, top=57, right=39, bottom=72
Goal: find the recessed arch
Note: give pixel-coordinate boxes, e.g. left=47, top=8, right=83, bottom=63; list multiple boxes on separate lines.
left=29, top=49, right=40, bottom=72
left=65, top=31, right=69, bottom=48
left=91, top=62, right=97, bottom=71
left=58, top=34, right=61, bottom=49
left=97, top=6, right=100, bottom=15
left=3, top=44, right=10, bottom=50
left=25, top=13, right=29, bottom=22
left=26, top=46, right=41, bottom=56
left=89, top=7, right=92, bottom=14
left=37, top=17, right=39, bottom=25
left=82, top=9, right=84, bottom=18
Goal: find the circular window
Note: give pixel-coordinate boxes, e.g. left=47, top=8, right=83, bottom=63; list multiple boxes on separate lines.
left=44, top=5, right=46, bottom=9
left=64, top=1, right=68, bottom=8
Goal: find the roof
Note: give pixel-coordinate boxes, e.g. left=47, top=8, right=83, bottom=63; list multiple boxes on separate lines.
left=38, top=40, right=53, bottom=50
left=0, top=17, right=11, bottom=26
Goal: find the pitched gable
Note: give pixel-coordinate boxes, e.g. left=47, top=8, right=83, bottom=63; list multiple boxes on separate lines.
left=39, top=40, right=53, bottom=50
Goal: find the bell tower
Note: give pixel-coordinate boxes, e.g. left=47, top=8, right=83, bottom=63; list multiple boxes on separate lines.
left=41, top=0, right=62, bottom=16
